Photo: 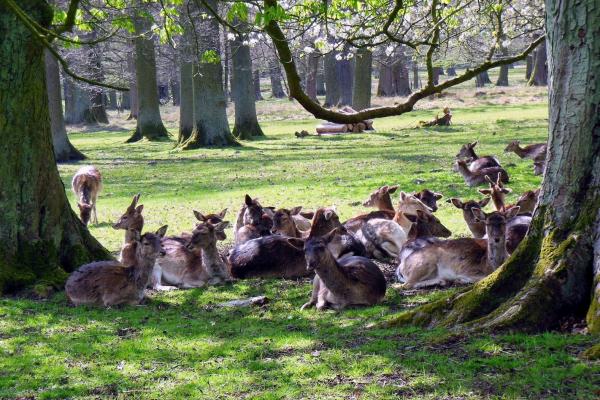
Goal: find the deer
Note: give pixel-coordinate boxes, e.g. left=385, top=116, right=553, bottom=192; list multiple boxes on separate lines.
left=412, top=189, right=443, bottom=212
left=71, top=165, right=103, bottom=225
left=113, top=194, right=145, bottom=264
left=152, top=209, right=228, bottom=290
left=235, top=195, right=273, bottom=245
left=362, top=185, right=399, bottom=211
left=504, top=140, right=547, bottom=161
left=456, top=141, right=502, bottom=172
left=533, top=155, right=546, bottom=176
left=272, top=207, right=306, bottom=238
left=291, top=228, right=387, bottom=311
left=478, top=175, right=511, bottom=212
left=185, top=219, right=232, bottom=285
left=65, top=226, right=168, bottom=307
left=396, top=207, right=519, bottom=288
left=454, top=159, right=509, bottom=187
left=512, top=189, right=540, bottom=215
left=447, top=197, right=491, bottom=238
left=229, top=208, right=365, bottom=279
left=355, top=218, right=408, bottom=262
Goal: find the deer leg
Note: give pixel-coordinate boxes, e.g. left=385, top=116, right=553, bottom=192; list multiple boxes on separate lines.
left=301, top=276, right=320, bottom=310
left=150, top=265, right=177, bottom=291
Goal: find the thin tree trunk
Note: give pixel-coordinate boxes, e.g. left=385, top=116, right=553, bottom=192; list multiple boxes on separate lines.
left=107, top=90, right=117, bottom=110
left=223, top=25, right=230, bottom=100
left=352, top=48, right=372, bottom=110
left=0, top=0, right=111, bottom=294
left=412, top=63, right=420, bottom=90
left=231, top=30, right=264, bottom=139
left=525, top=54, right=533, bottom=80
left=127, top=52, right=138, bottom=120
left=121, top=91, right=131, bottom=110
left=392, top=51, right=411, bottom=96
left=432, top=67, right=443, bottom=85
left=127, top=4, right=169, bottom=142
left=390, top=0, right=600, bottom=334
left=316, top=62, right=326, bottom=96
left=269, top=58, right=286, bottom=98
left=170, top=77, right=180, bottom=106
left=496, top=65, right=510, bottom=86
left=475, top=71, right=490, bottom=87
left=377, top=62, right=393, bottom=96
left=529, top=39, right=548, bottom=86
left=87, top=36, right=109, bottom=124
left=446, top=67, right=457, bottom=76
left=305, top=52, right=319, bottom=101
left=178, top=61, right=194, bottom=145
left=253, top=69, right=263, bottom=101
left=44, top=50, right=85, bottom=162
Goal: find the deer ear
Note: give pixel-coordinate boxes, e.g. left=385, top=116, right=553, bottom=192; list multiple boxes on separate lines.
left=323, top=209, right=334, bottom=220
left=287, top=237, right=304, bottom=250
left=479, top=189, right=492, bottom=196
left=156, top=225, right=168, bottom=238
left=290, top=206, right=303, bottom=215
left=129, top=193, right=141, bottom=209
left=215, top=221, right=230, bottom=232
left=322, top=227, right=340, bottom=243
left=388, top=185, right=399, bottom=194
left=219, top=208, right=228, bottom=218
left=471, top=140, right=478, bottom=148
left=448, top=198, right=463, bottom=208
left=193, top=210, right=205, bottom=222
left=479, top=197, right=491, bottom=208
left=244, top=194, right=253, bottom=206
left=400, top=191, right=408, bottom=201
left=471, top=208, right=486, bottom=222
left=135, top=204, right=144, bottom=214
left=505, top=206, right=520, bottom=219
left=434, top=192, right=443, bottom=200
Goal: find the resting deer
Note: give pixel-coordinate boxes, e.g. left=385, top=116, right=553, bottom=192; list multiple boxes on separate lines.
left=405, top=209, right=452, bottom=239
left=412, top=189, right=443, bottom=212
left=185, top=219, right=231, bottom=285
left=65, top=226, right=168, bottom=306
left=113, top=194, right=145, bottom=264
left=362, top=185, right=399, bottom=211
left=355, top=218, right=407, bottom=262
left=235, top=195, right=273, bottom=245
left=396, top=208, right=519, bottom=288
left=533, top=155, right=546, bottom=176
left=456, top=141, right=502, bottom=172
left=447, top=197, right=491, bottom=238
left=293, top=228, right=387, bottom=311
left=454, top=159, right=509, bottom=187
left=153, top=209, right=228, bottom=290
left=72, top=166, right=103, bottom=225
left=512, top=189, right=540, bottom=215
left=504, top=140, right=547, bottom=161
left=272, top=207, right=306, bottom=238
left=478, top=175, right=511, bottom=212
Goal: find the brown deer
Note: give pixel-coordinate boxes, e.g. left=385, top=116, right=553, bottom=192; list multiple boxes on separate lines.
left=152, top=210, right=228, bottom=290
left=405, top=209, right=452, bottom=239
left=235, top=195, right=273, bottom=245
left=362, top=185, right=399, bottom=211
left=533, top=155, right=546, bottom=176
left=185, top=220, right=231, bottom=285
left=454, top=159, right=509, bottom=187
left=65, top=226, right=168, bottom=306
left=504, top=140, right=547, bottom=161
left=478, top=175, right=511, bottom=211
left=396, top=208, right=519, bottom=288
left=292, top=228, right=387, bottom=311
left=113, top=194, right=145, bottom=264
left=456, top=141, right=502, bottom=172
left=72, top=165, right=103, bottom=225
left=272, top=207, right=305, bottom=238
left=412, top=189, right=443, bottom=212
left=512, top=189, right=540, bottom=215
left=447, top=197, right=491, bottom=238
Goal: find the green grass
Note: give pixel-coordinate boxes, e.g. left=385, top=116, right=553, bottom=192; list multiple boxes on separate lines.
left=1, top=99, right=599, bottom=399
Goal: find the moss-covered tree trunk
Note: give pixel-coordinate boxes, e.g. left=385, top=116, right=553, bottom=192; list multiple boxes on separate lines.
left=391, top=0, right=600, bottom=333
left=181, top=0, right=237, bottom=148
left=0, top=0, right=112, bottom=294
left=44, top=50, right=85, bottom=162
left=352, top=48, right=372, bottom=110
left=127, top=4, right=169, bottom=142
left=231, top=30, right=264, bottom=140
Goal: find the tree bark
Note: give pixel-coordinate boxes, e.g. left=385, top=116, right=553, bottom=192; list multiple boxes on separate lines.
left=525, top=54, right=533, bottom=80
left=529, top=38, right=548, bottom=86
left=337, top=57, right=354, bottom=106
left=121, top=91, right=131, bottom=110
left=127, top=4, right=169, bottom=142
left=305, top=52, right=319, bottom=101
left=475, top=71, right=491, bottom=87
left=107, top=90, right=117, bottom=110
left=432, top=67, right=443, bottom=85
left=170, top=76, right=180, bottom=106
left=44, top=50, right=85, bottom=162
left=412, top=63, right=420, bottom=90
left=377, top=62, right=394, bottom=96
left=87, top=36, right=109, bottom=124
left=269, top=58, right=286, bottom=98
left=496, top=65, right=510, bottom=86
left=253, top=69, right=263, bottom=101
left=392, top=52, right=411, bottom=96
left=126, top=51, right=138, bottom=119
left=352, top=48, right=372, bottom=110
left=324, top=51, right=341, bottom=107
left=181, top=0, right=237, bottom=148
left=389, top=0, right=600, bottom=334
left=316, top=64, right=326, bottom=96
left=63, top=78, right=94, bottom=124
left=0, top=0, right=111, bottom=294
left=178, top=61, right=194, bottom=145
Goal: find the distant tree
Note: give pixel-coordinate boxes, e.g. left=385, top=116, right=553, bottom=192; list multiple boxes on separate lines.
left=528, top=38, right=548, bottom=86
left=352, top=48, right=372, bottom=110
left=268, top=58, right=286, bottom=98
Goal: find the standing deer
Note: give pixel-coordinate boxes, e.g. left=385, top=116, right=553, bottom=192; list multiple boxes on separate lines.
left=396, top=208, right=519, bottom=288
left=454, top=159, right=509, bottom=187
left=72, top=166, right=102, bottom=225
left=456, top=141, right=502, bottom=172
left=65, top=226, right=168, bottom=306
left=293, top=228, right=387, bottom=311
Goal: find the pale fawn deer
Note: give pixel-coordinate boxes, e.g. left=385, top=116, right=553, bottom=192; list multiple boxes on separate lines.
left=72, top=166, right=102, bottom=225
left=456, top=141, right=502, bottom=172
left=396, top=207, right=519, bottom=288
left=65, top=226, right=168, bottom=306
left=292, top=227, right=387, bottom=311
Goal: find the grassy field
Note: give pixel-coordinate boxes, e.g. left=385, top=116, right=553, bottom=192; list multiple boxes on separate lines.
left=1, top=90, right=599, bottom=399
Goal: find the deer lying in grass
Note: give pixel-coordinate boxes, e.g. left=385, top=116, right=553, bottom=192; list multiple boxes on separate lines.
left=512, top=189, right=540, bottom=215
left=362, top=185, right=399, bottom=211
left=454, top=159, right=509, bottom=187
left=72, top=166, right=103, bottom=225
left=185, top=219, right=231, bottom=285
left=65, top=226, right=168, bottom=306
left=229, top=207, right=365, bottom=279
left=153, top=210, right=228, bottom=289
left=412, top=189, right=443, bottom=212
left=447, top=197, right=491, bottom=238
left=235, top=195, right=273, bottom=245
left=478, top=175, right=511, bottom=212
left=113, top=194, right=145, bottom=264
left=456, top=141, right=502, bottom=172
left=504, top=140, right=547, bottom=160
left=293, top=228, right=387, bottom=311
left=355, top=218, right=407, bottom=262
left=396, top=208, right=519, bottom=288
left=271, top=207, right=311, bottom=237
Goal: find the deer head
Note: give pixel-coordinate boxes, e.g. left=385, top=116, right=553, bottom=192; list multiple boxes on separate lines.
left=187, top=221, right=230, bottom=251
left=412, top=189, right=443, bottom=212
left=308, top=207, right=341, bottom=238
left=194, top=209, right=228, bottom=240
left=77, top=203, right=93, bottom=226
left=472, top=207, right=520, bottom=268
left=113, top=194, right=144, bottom=232
left=138, top=225, right=168, bottom=258
left=479, top=175, right=512, bottom=211
left=397, top=192, right=433, bottom=215
left=272, top=208, right=300, bottom=236
left=456, top=141, right=478, bottom=158
left=504, top=140, right=521, bottom=153
left=243, top=194, right=264, bottom=226
left=362, top=185, right=399, bottom=209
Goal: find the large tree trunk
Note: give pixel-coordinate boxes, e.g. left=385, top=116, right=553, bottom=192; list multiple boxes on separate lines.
left=432, top=67, right=443, bottom=85
left=352, top=48, right=372, bottom=110
left=253, top=69, right=263, bottom=101
left=0, top=0, right=111, bottom=294
left=392, top=52, right=411, bottom=96
left=337, top=57, right=354, bottom=106
left=529, top=38, right=548, bottom=86
left=269, top=58, right=286, bottom=98
left=181, top=0, right=237, bottom=148
left=63, top=79, right=94, bottom=125
left=390, top=0, right=600, bottom=334
left=496, top=49, right=510, bottom=86
left=377, top=62, right=393, bottom=96
left=127, top=5, right=169, bottom=142
left=305, top=52, right=319, bottom=101
left=324, top=51, right=341, bottom=107
left=475, top=71, right=491, bottom=87
left=178, top=61, right=194, bottom=145
left=44, top=50, right=85, bottom=162
left=525, top=54, right=533, bottom=80
left=231, top=31, right=264, bottom=139
left=126, top=51, right=138, bottom=119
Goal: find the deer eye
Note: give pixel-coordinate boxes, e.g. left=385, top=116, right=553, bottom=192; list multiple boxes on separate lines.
left=123, top=216, right=128, bottom=220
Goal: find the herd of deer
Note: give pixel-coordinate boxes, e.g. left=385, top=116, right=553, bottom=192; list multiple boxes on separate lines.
left=65, top=139, right=546, bottom=311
